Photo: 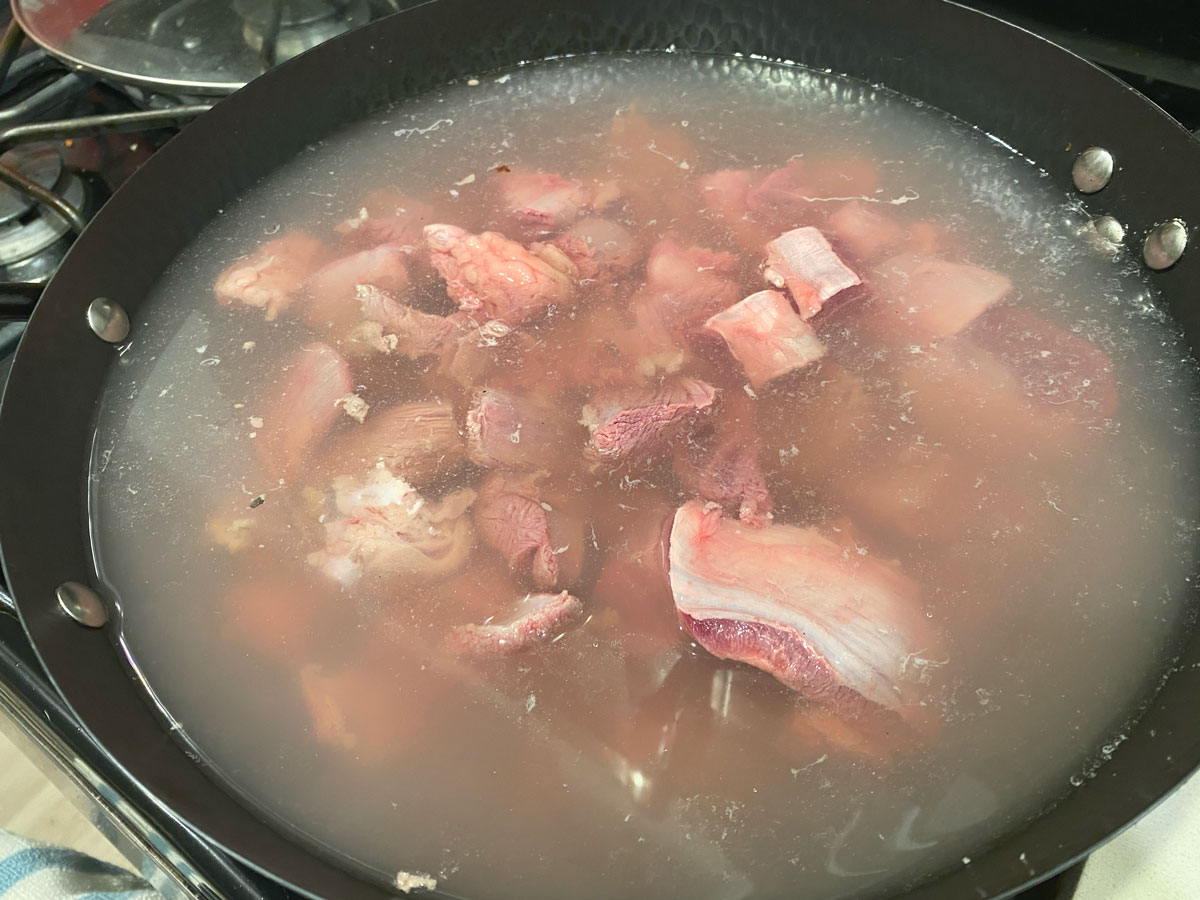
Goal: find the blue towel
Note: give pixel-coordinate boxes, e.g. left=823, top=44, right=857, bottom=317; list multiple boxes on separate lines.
left=0, top=830, right=162, bottom=900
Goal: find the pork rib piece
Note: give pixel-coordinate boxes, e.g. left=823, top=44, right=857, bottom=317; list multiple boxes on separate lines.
left=764, top=226, right=861, bottom=319
left=355, top=285, right=459, bottom=359
left=704, top=289, right=826, bottom=388
left=548, top=218, right=638, bottom=283
left=303, top=243, right=411, bottom=333
left=215, top=231, right=328, bottom=321
left=445, top=590, right=583, bottom=656
left=314, top=401, right=465, bottom=487
left=425, top=224, right=575, bottom=324
left=668, top=501, right=932, bottom=717
left=474, top=470, right=583, bottom=590
left=307, top=466, right=475, bottom=586
left=583, top=377, right=717, bottom=468
left=256, top=342, right=352, bottom=482
left=872, top=252, right=1011, bottom=337
left=496, top=169, right=592, bottom=232
left=466, top=387, right=577, bottom=471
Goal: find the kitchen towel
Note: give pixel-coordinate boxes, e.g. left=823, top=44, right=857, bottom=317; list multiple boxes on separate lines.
left=0, top=829, right=163, bottom=900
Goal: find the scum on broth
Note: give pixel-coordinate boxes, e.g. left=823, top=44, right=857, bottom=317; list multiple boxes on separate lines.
left=89, top=53, right=1200, bottom=900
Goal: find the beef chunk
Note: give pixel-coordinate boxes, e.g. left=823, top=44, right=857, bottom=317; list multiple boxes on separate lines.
left=632, top=238, right=740, bottom=341
left=495, top=168, right=592, bottom=233
left=583, top=377, right=717, bottom=468
left=673, top=391, right=772, bottom=528
left=215, top=231, right=328, bottom=321
left=474, top=470, right=584, bottom=590
left=703, top=289, right=826, bottom=388
left=668, top=501, right=933, bottom=718
left=336, top=191, right=434, bottom=248
left=256, top=342, right=352, bottom=482
left=548, top=218, right=638, bottom=283
left=307, top=467, right=475, bottom=586
left=871, top=253, right=1011, bottom=337
left=303, top=243, right=411, bottom=333
left=445, top=590, right=583, bottom=656
left=764, top=226, right=861, bottom=319
left=465, top=387, right=577, bottom=471
left=354, top=285, right=459, bottom=359
left=425, top=224, right=576, bottom=324
left=315, top=401, right=465, bottom=487
left=827, top=201, right=905, bottom=261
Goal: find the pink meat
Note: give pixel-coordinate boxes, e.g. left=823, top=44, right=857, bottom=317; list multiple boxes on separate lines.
left=474, top=470, right=583, bottom=590
left=496, top=169, right=592, bottom=232
left=255, top=342, right=352, bottom=481
left=696, top=169, right=773, bottom=251
left=676, top=400, right=768, bottom=528
left=336, top=192, right=434, bottom=248
left=314, top=401, right=465, bottom=487
left=827, top=201, right=905, bottom=261
left=872, top=253, right=1011, bottom=337
left=303, top=243, right=410, bottom=332
left=425, top=224, right=576, bottom=324
left=465, top=387, right=576, bottom=471
left=548, top=218, right=638, bottom=283
left=764, top=226, right=862, bottom=319
left=703, top=289, right=826, bottom=388
left=214, top=231, right=328, bottom=321
left=632, top=238, right=740, bottom=341
left=445, top=590, right=583, bottom=656
left=668, top=501, right=933, bottom=717
left=583, top=377, right=717, bottom=467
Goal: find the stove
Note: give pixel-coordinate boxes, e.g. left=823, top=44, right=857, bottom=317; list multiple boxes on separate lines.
left=0, top=3, right=1195, bottom=899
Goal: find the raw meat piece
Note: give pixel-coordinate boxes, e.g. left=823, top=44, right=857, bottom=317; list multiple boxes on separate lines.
left=256, top=342, right=352, bottom=482
left=303, top=243, right=411, bottom=332
left=299, top=659, right=429, bottom=761
left=696, top=168, right=774, bottom=251
left=223, top=572, right=329, bottom=664
left=767, top=361, right=879, bottom=481
left=214, top=231, right=328, bottom=321
left=465, top=387, right=577, bottom=471
left=315, top=401, right=465, bottom=487
left=425, top=224, right=576, bottom=323
left=746, top=160, right=811, bottom=216
left=356, top=285, right=459, bottom=359
left=632, top=238, right=740, bottom=340
left=307, top=466, right=475, bottom=586
left=749, top=156, right=880, bottom=215
left=438, top=316, right=539, bottom=390
left=445, top=590, right=583, bottom=656
left=608, top=109, right=699, bottom=227
left=764, top=226, right=862, bottom=319
left=871, top=253, right=1011, bottom=337
left=583, top=377, right=717, bottom=467
left=336, top=191, right=434, bottom=248
left=668, top=501, right=933, bottom=717
left=495, top=168, right=591, bottom=232
left=548, top=218, right=638, bottom=283
left=474, top=470, right=584, bottom=590
left=703, top=289, right=826, bottom=388
left=970, top=306, right=1118, bottom=430
left=673, top=396, right=772, bottom=528
left=827, top=201, right=905, bottom=261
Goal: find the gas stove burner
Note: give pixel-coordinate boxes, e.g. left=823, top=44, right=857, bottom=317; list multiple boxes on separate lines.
left=0, top=145, right=92, bottom=283
left=235, top=0, right=371, bottom=63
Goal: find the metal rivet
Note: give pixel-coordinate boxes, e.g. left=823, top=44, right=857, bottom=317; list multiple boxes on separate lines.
left=1094, top=215, right=1124, bottom=245
left=55, top=581, right=108, bottom=628
left=1072, top=147, right=1114, bottom=194
left=1143, top=219, right=1188, bottom=270
left=87, top=297, right=130, bottom=343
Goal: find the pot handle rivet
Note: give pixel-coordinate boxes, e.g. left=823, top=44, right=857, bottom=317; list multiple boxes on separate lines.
left=1143, top=219, right=1188, bottom=270
left=87, top=297, right=130, bottom=343
left=56, top=581, right=108, bottom=628
left=1072, top=147, right=1114, bottom=193
left=1094, top=215, right=1124, bottom=244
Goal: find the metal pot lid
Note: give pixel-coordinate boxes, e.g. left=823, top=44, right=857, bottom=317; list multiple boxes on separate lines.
left=11, top=0, right=378, bottom=96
